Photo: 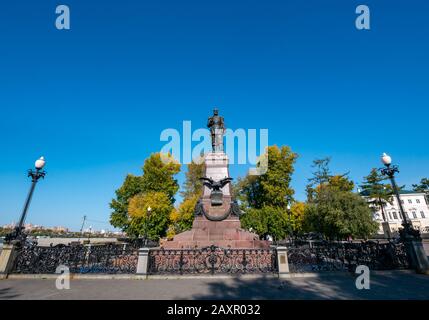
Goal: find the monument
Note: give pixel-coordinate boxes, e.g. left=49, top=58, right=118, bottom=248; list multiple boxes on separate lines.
left=164, top=109, right=270, bottom=249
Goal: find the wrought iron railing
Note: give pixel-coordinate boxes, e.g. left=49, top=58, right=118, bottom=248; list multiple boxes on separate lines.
left=10, top=240, right=411, bottom=275
left=12, top=244, right=138, bottom=274
left=287, top=241, right=410, bottom=273
left=148, top=245, right=278, bottom=275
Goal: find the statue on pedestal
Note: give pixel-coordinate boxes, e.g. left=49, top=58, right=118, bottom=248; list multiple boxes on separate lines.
left=163, top=108, right=269, bottom=249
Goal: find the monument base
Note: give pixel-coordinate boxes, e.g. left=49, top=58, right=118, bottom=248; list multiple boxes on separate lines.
left=163, top=216, right=270, bottom=249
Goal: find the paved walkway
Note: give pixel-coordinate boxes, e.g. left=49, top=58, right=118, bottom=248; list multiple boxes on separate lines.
left=1, top=271, right=429, bottom=300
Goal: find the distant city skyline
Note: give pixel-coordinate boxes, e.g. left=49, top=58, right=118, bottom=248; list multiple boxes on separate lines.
left=1, top=0, right=428, bottom=230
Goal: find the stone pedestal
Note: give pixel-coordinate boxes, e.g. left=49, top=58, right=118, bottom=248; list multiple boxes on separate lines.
left=276, top=247, right=290, bottom=278
left=136, top=248, right=150, bottom=276
left=203, top=152, right=231, bottom=197
left=0, top=244, right=18, bottom=279
left=163, top=216, right=269, bottom=249
left=164, top=152, right=269, bottom=249
left=405, top=239, right=429, bottom=274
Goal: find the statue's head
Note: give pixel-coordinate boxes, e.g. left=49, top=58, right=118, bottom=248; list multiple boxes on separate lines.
left=213, top=108, right=219, bottom=116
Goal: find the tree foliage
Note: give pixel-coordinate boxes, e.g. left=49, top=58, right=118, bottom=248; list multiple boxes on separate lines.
left=290, top=201, right=307, bottom=235
left=233, top=145, right=298, bottom=240
left=306, top=157, right=353, bottom=202
left=109, top=153, right=180, bottom=237
left=413, top=178, right=429, bottom=193
left=304, top=188, right=378, bottom=240
left=169, top=194, right=199, bottom=234
left=240, top=206, right=293, bottom=240
left=180, top=158, right=205, bottom=200
left=235, top=145, right=297, bottom=210
left=140, top=153, right=181, bottom=203
left=359, top=168, right=394, bottom=221
left=128, top=192, right=172, bottom=240
left=303, top=157, right=377, bottom=240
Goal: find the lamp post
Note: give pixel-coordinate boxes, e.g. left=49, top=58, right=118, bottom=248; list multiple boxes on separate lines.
left=144, top=206, right=152, bottom=246
left=379, top=153, right=429, bottom=274
left=88, top=226, right=92, bottom=242
left=379, top=153, right=412, bottom=233
left=6, top=157, right=46, bottom=244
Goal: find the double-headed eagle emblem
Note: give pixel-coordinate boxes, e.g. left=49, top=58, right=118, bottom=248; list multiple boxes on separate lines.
left=199, top=177, right=233, bottom=191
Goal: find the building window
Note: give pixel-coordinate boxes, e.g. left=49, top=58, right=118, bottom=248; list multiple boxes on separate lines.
left=401, top=200, right=404, bottom=204
left=416, top=199, right=420, bottom=204
left=392, top=212, right=398, bottom=220
left=412, top=211, right=417, bottom=219
left=408, top=199, right=412, bottom=204
left=388, top=212, right=392, bottom=220
left=421, top=211, right=426, bottom=219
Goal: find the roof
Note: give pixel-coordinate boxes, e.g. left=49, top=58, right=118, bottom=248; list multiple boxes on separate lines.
left=359, top=189, right=425, bottom=196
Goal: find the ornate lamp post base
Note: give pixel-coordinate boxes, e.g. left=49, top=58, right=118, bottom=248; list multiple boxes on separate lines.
left=399, top=227, right=429, bottom=274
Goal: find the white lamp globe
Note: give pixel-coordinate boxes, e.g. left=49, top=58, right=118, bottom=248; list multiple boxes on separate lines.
left=35, top=156, right=46, bottom=170
left=147, top=206, right=152, bottom=212
left=381, top=153, right=392, bottom=166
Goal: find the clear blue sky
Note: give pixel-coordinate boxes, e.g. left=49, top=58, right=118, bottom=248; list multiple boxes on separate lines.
left=1, top=0, right=428, bottom=231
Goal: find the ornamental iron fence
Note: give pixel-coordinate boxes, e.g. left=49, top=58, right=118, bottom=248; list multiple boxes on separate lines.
left=12, top=243, right=138, bottom=274
left=287, top=241, right=410, bottom=273
left=148, top=245, right=278, bottom=275
left=8, top=240, right=411, bottom=275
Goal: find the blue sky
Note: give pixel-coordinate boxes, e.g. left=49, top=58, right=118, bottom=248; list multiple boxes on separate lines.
left=0, top=0, right=428, bottom=231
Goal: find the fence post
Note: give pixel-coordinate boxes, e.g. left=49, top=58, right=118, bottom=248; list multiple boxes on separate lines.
left=136, top=248, right=150, bottom=278
left=0, top=244, right=18, bottom=279
left=276, top=246, right=289, bottom=278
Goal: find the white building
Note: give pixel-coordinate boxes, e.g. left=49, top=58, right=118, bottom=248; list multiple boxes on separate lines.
left=361, top=190, right=429, bottom=236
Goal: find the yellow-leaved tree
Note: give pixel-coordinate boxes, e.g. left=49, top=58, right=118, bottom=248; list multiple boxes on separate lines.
left=128, top=191, right=173, bottom=241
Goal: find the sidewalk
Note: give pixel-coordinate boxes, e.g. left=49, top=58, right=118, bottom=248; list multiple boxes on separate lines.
left=1, top=270, right=429, bottom=300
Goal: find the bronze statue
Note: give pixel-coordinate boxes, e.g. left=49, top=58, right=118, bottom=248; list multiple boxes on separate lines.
left=207, top=108, right=225, bottom=152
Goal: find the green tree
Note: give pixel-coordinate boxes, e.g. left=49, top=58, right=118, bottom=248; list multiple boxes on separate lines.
left=240, top=206, right=293, bottom=241
left=304, top=189, right=378, bottom=240
left=234, top=174, right=263, bottom=210
left=306, top=157, right=353, bottom=201
left=140, top=153, right=181, bottom=203
left=109, top=174, right=144, bottom=236
left=290, top=201, right=307, bottom=235
left=167, top=157, right=205, bottom=236
left=235, top=145, right=297, bottom=210
left=128, top=192, right=173, bottom=240
left=303, top=157, right=377, bottom=240
left=180, top=158, right=205, bottom=200
left=413, top=178, right=429, bottom=193
left=306, top=157, right=331, bottom=202
left=109, top=153, right=180, bottom=236
left=360, top=168, right=394, bottom=221
left=170, top=194, right=199, bottom=234
left=413, top=178, right=429, bottom=205
left=328, top=175, right=355, bottom=192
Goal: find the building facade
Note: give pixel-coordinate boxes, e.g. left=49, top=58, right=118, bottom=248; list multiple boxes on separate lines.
left=362, top=190, right=429, bottom=236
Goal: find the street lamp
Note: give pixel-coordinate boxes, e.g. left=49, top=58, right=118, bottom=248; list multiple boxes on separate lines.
left=379, top=153, right=412, bottom=234
left=379, top=153, right=429, bottom=273
left=6, top=157, right=46, bottom=244
left=143, top=206, right=152, bottom=246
